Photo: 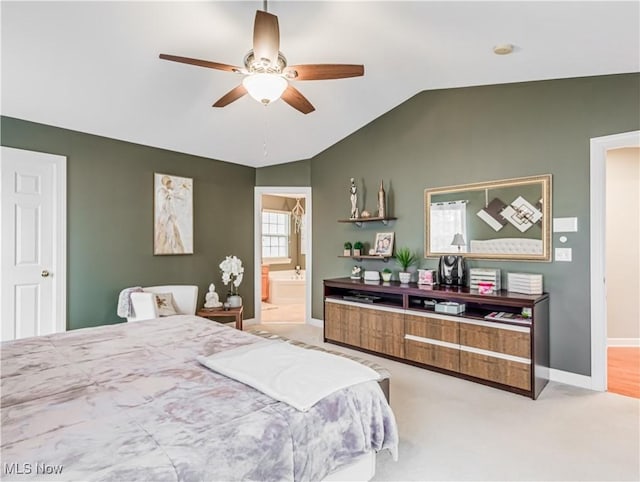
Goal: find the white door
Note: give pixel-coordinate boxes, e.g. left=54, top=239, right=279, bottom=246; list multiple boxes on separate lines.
left=1, top=147, right=66, bottom=341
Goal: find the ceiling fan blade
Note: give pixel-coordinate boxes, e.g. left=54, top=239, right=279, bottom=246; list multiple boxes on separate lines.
left=212, top=84, right=248, bottom=107
left=281, top=85, right=315, bottom=114
left=253, top=10, right=280, bottom=67
left=284, top=64, right=364, bottom=81
left=159, top=54, right=242, bottom=73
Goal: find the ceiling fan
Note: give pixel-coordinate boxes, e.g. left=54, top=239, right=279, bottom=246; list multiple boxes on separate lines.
left=159, top=5, right=364, bottom=114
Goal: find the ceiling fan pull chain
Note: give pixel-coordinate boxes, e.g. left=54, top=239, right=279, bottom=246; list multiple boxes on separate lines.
left=263, top=104, right=269, bottom=163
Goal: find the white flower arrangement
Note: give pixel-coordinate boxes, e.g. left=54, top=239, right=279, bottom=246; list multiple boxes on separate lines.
left=219, top=255, right=244, bottom=296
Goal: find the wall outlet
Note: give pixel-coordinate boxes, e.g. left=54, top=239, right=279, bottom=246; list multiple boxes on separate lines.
left=555, top=247, right=572, bottom=262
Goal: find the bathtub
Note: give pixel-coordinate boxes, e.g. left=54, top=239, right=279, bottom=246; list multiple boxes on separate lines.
left=268, top=270, right=306, bottom=304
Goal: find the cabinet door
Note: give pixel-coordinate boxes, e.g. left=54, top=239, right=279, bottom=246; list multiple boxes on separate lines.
left=360, top=308, right=404, bottom=358
left=324, top=302, right=361, bottom=346
left=459, top=351, right=531, bottom=391
left=459, top=322, right=530, bottom=358
left=261, top=265, right=269, bottom=302
left=405, top=338, right=459, bottom=371
left=405, top=313, right=458, bottom=343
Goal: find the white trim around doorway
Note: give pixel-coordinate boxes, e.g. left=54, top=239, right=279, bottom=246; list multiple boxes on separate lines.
left=590, top=130, right=640, bottom=391
left=254, top=187, right=312, bottom=325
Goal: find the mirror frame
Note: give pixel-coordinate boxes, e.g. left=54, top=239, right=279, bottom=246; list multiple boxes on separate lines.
left=424, top=174, right=552, bottom=261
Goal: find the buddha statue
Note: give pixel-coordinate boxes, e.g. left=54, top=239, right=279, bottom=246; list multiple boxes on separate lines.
left=204, top=283, right=222, bottom=308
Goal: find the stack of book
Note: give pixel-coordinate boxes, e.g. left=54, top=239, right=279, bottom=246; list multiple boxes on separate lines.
left=507, top=272, right=543, bottom=295
left=469, top=268, right=501, bottom=291
left=484, top=311, right=531, bottom=325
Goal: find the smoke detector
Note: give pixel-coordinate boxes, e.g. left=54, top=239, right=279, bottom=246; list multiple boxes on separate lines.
left=493, top=44, right=514, bottom=55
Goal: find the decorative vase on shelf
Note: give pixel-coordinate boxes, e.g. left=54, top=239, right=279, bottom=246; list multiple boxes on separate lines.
left=381, top=271, right=393, bottom=282
left=227, top=294, right=242, bottom=308
left=398, top=272, right=411, bottom=284
left=378, top=180, right=386, bottom=218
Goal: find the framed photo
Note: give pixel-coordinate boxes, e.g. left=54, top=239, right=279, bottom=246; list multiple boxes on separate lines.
left=374, top=232, right=394, bottom=256
left=154, top=173, right=193, bottom=255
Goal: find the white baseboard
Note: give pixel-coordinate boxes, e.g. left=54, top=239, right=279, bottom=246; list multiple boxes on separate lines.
left=607, top=337, right=640, bottom=347
left=549, top=368, right=593, bottom=390
left=309, top=318, right=324, bottom=328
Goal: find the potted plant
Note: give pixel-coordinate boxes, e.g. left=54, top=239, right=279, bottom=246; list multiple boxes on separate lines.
left=343, top=241, right=352, bottom=257
left=395, top=247, right=418, bottom=284
left=381, top=267, right=393, bottom=282
left=353, top=241, right=364, bottom=257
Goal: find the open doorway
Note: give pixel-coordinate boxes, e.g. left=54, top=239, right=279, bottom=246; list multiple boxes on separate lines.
left=590, top=131, right=640, bottom=394
left=605, top=147, right=640, bottom=398
left=254, top=187, right=312, bottom=325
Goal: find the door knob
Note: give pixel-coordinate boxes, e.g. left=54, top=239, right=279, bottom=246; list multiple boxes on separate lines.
left=41, top=270, right=50, bottom=278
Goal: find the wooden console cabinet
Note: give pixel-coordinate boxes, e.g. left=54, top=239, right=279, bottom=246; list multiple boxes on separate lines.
left=323, top=277, right=550, bottom=399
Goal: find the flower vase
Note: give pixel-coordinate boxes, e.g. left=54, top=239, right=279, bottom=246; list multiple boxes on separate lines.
left=399, top=272, right=411, bottom=284
left=227, top=295, right=242, bottom=308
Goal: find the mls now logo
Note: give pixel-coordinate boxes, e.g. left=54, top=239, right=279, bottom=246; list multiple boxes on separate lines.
left=4, top=462, right=63, bottom=475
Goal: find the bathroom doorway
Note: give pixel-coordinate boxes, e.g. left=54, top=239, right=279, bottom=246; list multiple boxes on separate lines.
left=254, top=187, right=312, bottom=325
left=590, top=131, right=640, bottom=393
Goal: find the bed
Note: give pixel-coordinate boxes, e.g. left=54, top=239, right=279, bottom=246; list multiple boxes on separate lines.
left=0, top=315, right=397, bottom=481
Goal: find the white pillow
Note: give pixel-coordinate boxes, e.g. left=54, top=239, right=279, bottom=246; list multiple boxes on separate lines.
left=155, top=293, right=178, bottom=316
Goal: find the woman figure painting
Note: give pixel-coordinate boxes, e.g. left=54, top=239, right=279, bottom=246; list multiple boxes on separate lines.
left=154, top=174, right=193, bottom=254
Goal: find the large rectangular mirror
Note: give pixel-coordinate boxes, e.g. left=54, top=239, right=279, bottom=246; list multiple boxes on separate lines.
left=424, top=174, right=552, bottom=261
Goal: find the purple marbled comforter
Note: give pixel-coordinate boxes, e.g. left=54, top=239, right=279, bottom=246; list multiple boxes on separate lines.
left=0, top=315, right=397, bottom=481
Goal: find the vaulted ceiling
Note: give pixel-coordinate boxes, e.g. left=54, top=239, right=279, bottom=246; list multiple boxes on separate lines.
left=2, top=1, right=638, bottom=167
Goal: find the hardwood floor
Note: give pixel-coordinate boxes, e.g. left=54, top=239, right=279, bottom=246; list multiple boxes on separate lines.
left=608, top=347, right=640, bottom=399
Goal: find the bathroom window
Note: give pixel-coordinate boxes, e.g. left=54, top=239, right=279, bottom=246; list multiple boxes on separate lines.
left=262, top=210, right=290, bottom=261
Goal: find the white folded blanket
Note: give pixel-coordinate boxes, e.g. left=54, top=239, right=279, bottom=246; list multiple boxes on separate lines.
left=117, top=286, right=142, bottom=318
left=197, top=340, right=380, bottom=412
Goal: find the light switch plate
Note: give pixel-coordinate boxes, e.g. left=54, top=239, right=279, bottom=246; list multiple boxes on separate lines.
left=553, top=217, right=578, bottom=232
left=555, top=247, right=572, bottom=262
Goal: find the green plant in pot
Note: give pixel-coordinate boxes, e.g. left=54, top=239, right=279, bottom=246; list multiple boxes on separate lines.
left=353, top=241, right=364, bottom=257
left=381, top=267, right=393, bottom=282
left=343, top=241, right=352, bottom=257
left=396, top=247, right=418, bottom=284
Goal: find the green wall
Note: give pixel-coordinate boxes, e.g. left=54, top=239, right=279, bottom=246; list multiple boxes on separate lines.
left=255, top=159, right=310, bottom=186
left=4, top=73, right=639, bottom=377
left=261, top=73, right=639, bottom=376
left=1, top=116, right=255, bottom=330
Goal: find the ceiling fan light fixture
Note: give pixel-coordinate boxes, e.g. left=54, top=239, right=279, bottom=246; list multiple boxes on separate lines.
left=242, top=73, right=287, bottom=105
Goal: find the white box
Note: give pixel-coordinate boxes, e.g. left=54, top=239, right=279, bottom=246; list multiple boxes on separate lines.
left=364, top=270, right=380, bottom=281
left=507, top=273, right=543, bottom=295
left=435, top=302, right=466, bottom=315
left=469, top=268, right=501, bottom=291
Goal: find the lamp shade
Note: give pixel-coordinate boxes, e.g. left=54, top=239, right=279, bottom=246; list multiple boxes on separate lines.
left=242, top=73, right=288, bottom=105
left=451, top=233, right=466, bottom=250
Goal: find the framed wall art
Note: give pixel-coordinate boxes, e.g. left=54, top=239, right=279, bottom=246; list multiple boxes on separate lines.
left=374, top=232, right=394, bottom=256
left=154, top=173, right=193, bottom=255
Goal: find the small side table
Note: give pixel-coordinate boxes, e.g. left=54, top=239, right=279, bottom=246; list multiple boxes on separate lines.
left=197, top=306, right=244, bottom=330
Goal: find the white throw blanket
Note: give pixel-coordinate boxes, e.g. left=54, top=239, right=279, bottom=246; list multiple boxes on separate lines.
left=117, top=286, right=142, bottom=318
left=197, top=340, right=381, bottom=412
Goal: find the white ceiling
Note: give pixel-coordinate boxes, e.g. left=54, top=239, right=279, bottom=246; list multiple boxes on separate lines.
left=2, top=1, right=638, bottom=167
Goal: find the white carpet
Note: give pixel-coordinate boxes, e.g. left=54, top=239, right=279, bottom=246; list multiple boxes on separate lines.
left=251, top=323, right=640, bottom=481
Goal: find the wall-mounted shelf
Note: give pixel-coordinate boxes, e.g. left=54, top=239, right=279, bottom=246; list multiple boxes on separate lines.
left=339, top=255, right=393, bottom=262
left=338, top=217, right=397, bottom=227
